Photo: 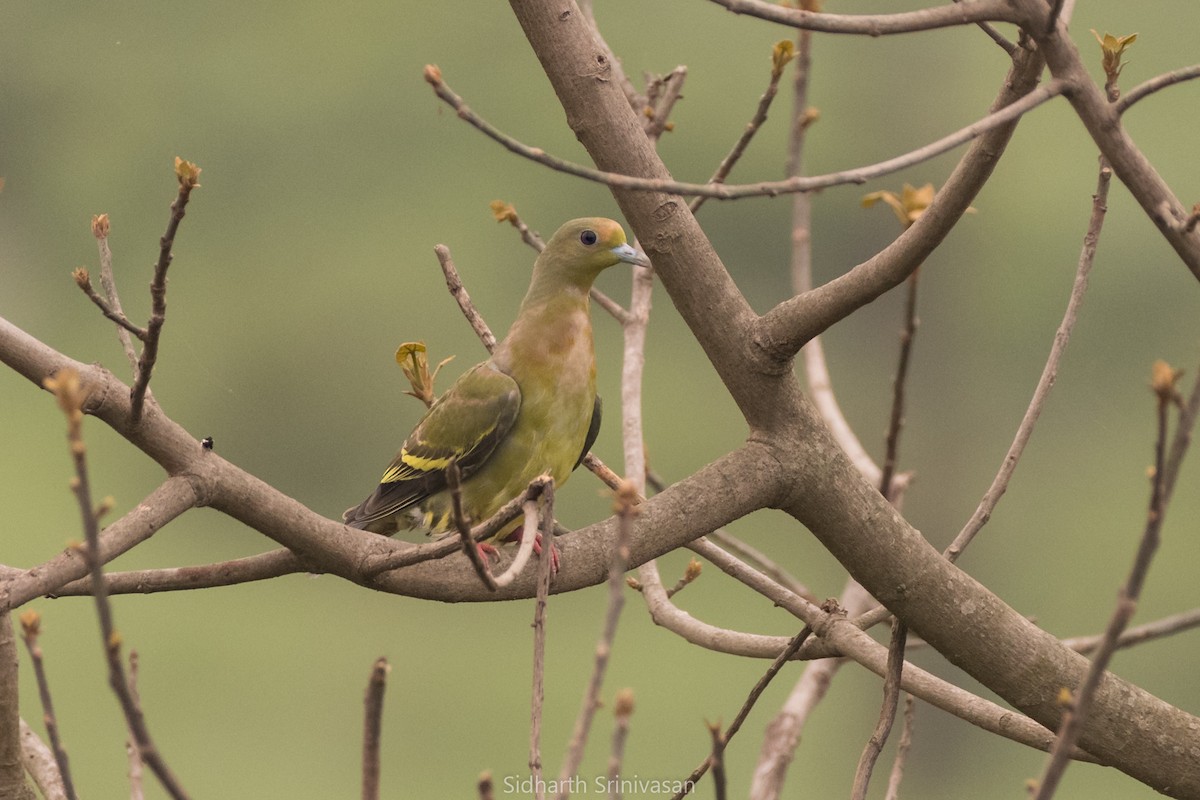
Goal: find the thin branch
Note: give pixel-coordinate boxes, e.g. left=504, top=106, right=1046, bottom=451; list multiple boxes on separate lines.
left=707, top=722, right=727, bottom=800
left=1033, top=362, right=1181, bottom=799
left=678, top=539, right=1099, bottom=761
left=883, top=694, right=917, bottom=800
left=951, top=0, right=1016, bottom=55
left=785, top=11, right=885, bottom=490
left=491, top=200, right=547, bottom=252
left=645, top=468, right=812, bottom=602
left=424, top=64, right=1065, bottom=200
left=529, top=482, right=555, bottom=800
left=946, top=160, right=1110, bottom=562
left=750, top=580, right=876, bottom=800
left=706, top=0, right=1021, bottom=34
left=690, top=42, right=793, bottom=216
left=362, top=657, right=390, bottom=800
left=73, top=267, right=146, bottom=341
left=641, top=67, right=688, bottom=142
left=17, top=612, right=77, bottom=800
left=92, top=214, right=140, bottom=370
left=850, top=620, right=908, bottom=800
left=130, top=158, right=201, bottom=423
left=478, top=772, right=495, bottom=800
left=1063, top=606, right=1200, bottom=654
left=1118, top=64, right=1200, bottom=113
left=879, top=268, right=920, bottom=500
left=1160, top=351, right=1200, bottom=508
left=125, top=650, right=145, bottom=800
left=670, top=627, right=813, bottom=799
left=554, top=482, right=637, bottom=800
left=47, top=547, right=309, bottom=598
left=42, top=367, right=191, bottom=800
left=447, top=460, right=500, bottom=591
left=606, top=689, right=634, bottom=800
left=435, top=244, right=496, bottom=354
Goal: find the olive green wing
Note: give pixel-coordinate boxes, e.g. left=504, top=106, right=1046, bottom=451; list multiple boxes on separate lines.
left=344, top=363, right=520, bottom=529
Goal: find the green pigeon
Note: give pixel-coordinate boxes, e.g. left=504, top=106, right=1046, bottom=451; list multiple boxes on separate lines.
left=343, top=217, right=649, bottom=546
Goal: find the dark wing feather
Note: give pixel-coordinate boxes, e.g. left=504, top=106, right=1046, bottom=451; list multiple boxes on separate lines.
left=344, top=363, right=520, bottom=530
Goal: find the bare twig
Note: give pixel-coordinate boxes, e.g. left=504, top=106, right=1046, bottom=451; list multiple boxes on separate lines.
left=73, top=266, right=146, bottom=341
left=42, top=367, right=191, bottom=800
left=707, top=722, right=727, bottom=800
left=17, top=611, right=77, bottom=800
left=529, top=482, right=555, bottom=800
left=130, top=158, right=201, bottom=423
left=664, top=558, right=703, bottom=599
left=423, top=64, right=1065, bottom=200
left=946, top=160, right=1110, bottom=562
left=879, top=268, right=920, bottom=500
left=647, top=468, right=811, bottom=601
left=670, top=627, right=813, bottom=799
left=1064, top=606, right=1200, bottom=654
left=750, top=580, right=875, bottom=800
left=478, top=771, right=496, bottom=800
left=92, top=214, right=140, bottom=370
left=47, top=548, right=309, bottom=598
left=362, top=657, right=390, bottom=800
left=706, top=0, right=1021, bottom=33
left=1161, top=353, right=1200, bottom=508
left=851, top=620, right=908, bottom=800
left=607, top=689, right=634, bottom=800
left=1032, top=361, right=1183, bottom=799
left=580, top=453, right=626, bottom=494
left=126, top=650, right=144, bottom=800
left=690, top=41, right=794, bottom=216
left=680, top=539, right=1096, bottom=760
left=1117, top=65, right=1200, bottom=114
left=951, top=0, right=1016, bottom=54
left=883, top=694, right=917, bottom=800
left=554, top=483, right=637, bottom=800
left=435, top=244, right=497, bottom=354
left=491, top=200, right=546, bottom=252
left=641, top=67, right=688, bottom=141
left=447, top=460, right=500, bottom=591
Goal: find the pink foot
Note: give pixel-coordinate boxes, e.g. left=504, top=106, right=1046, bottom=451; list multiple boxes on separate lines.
left=532, top=533, right=560, bottom=573
left=476, top=541, right=500, bottom=562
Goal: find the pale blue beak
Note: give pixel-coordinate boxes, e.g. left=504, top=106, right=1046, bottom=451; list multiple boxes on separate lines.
left=611, top=242, right=651, bottom=267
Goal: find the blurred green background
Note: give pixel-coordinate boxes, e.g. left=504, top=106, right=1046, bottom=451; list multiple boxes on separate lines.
left=3, top=2, right=1199, bottom=798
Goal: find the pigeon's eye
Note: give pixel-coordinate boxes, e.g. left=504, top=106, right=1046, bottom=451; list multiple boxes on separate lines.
left=579, top=229, right=598, bottom=246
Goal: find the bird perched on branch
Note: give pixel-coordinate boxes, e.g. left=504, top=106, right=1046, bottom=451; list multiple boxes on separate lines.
left=343, top=217, right=649, bottom=549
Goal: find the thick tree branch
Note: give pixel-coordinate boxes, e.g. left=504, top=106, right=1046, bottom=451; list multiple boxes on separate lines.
left=0, top=314, right=782, bottom=604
